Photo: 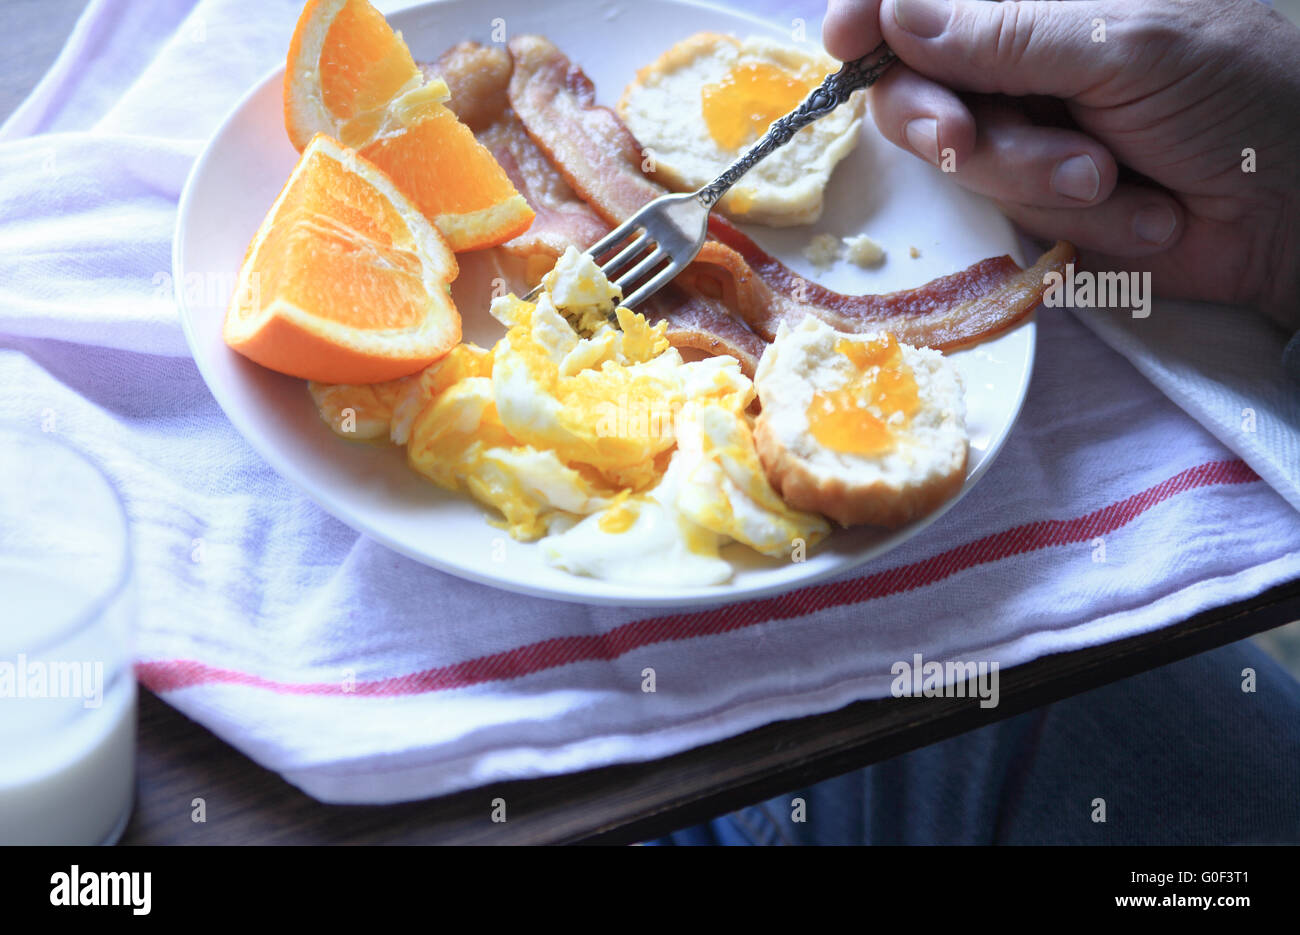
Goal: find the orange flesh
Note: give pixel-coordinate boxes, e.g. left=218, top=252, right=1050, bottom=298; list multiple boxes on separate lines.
left=701, top=62, right=816, bottom=150
left=289, top=0, right=533, bottom=250
left=319, top=0, right=420, bottom=122
left=243, top=150, right=428, bottom=331
left=361, top=105, right=523, bottom=217
left=807, top=336, right=919, bottom=456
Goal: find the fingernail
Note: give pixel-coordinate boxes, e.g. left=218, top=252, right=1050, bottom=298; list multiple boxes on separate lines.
left=1052, top=155, right=1100, bottom=202
left=904, top=118, right=940, bottom=163
left=1134, top=204, right=1176, bottom=245
left=894, top=0, right=951, bottom=39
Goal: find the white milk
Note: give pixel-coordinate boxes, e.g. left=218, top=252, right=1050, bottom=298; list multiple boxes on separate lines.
left=0, top=563, right=136, bottom=845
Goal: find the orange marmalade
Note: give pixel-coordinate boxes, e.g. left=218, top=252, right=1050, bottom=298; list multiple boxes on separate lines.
left=701, top=62, right=816, bottom=150
left=806, top=335, right=919, bottom=455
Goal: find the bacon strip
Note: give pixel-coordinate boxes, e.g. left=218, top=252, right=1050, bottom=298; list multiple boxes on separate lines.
left=479, top=119, right=610, bottom=262
left=641, top=285, right=768, bottom=375
left=424, top=43, right=513, bottom=132
left=691, top=219, right=1076, bottom=350
left=507, top=34, right=665, bottom=226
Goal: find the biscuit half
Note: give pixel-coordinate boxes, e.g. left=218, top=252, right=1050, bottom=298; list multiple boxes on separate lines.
left=753, top=317, right=969, bottom=529
left=617, top=33, right=864, bottom=227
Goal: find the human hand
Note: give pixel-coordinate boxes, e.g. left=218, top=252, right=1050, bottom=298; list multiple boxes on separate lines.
left=824, top=0, right=1300, bottom=328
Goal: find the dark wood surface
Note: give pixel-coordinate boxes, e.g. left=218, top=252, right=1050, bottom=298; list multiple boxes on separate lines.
left=120, top=576, right=1300, bottom=845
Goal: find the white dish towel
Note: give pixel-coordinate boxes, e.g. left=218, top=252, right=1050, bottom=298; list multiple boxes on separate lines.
left=1075, top=302, right=1300, bottom=513
left=1, top=0, right=1297, bottom=804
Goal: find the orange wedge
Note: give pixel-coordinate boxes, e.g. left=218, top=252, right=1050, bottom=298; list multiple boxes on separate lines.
left=224, top=133, right=460, bottom=384
left=283, top=0, right=534, bottom=251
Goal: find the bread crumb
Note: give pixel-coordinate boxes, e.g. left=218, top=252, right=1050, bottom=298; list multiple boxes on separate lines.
left=844, top=233, right=886, bottom=268
left=803, top=233, right=843, bottom=270
left=908, top=246, right=921, bottom=259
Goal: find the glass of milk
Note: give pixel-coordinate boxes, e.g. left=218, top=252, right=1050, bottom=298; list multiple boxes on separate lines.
left=0, top=428, right=136, bottom=845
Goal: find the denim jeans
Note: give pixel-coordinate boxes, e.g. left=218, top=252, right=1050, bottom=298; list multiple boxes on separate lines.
left=647, top=639, right=1300, bottom=844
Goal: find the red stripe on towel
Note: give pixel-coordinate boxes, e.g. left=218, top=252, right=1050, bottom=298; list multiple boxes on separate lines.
left=136, top=459, right=1259, bottom=696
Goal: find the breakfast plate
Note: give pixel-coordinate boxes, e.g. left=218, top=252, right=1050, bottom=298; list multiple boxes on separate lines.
left=173, top=0, right=1035, bottom=607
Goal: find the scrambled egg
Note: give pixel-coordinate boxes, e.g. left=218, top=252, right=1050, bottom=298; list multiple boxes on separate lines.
left=311, top=246, right=829, bottom=585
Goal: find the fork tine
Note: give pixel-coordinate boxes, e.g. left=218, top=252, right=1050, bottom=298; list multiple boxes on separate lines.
left=613, top=246, right=669, bottom=296
left=620, top=260, right=684, bottom=310
left=585, top=222, right=643, bottom=263
left=525, top=194, right=702, bottom=311
left=519, top=224, right=641, bottom=303
left=598, top=232, right=652, bottom=279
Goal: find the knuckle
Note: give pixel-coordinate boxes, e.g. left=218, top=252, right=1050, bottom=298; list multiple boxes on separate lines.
left=1109, top=7, right=1184, bottom=56
left=1095, top=9, right=1187, bottom=92
left=969, top=2, right=1042, bottom=92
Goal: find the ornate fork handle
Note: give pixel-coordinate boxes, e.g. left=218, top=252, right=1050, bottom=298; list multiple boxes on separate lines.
left=696, top=44, right=898, bottom=208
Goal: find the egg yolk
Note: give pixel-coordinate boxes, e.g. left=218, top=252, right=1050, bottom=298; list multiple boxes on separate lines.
left=598, top=493, right=639, bottom=533
left=701, top=62, right=816, bottom=151
left=592, top=492, right=718, bottom=558
left=807, top=336, right=919, bottom=456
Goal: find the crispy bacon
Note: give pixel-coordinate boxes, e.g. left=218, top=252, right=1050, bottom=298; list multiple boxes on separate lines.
left=424, top=44, right=511, bottom=133
left=692, top=219, right=1076, bottom=350
left=479, top=119, right=610, bottom=262
left=641, top=285, right=768, bottom=375
left=507, top=35, right=665, bottom=226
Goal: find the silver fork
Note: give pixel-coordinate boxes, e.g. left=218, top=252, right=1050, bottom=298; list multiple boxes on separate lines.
left=523, top=43, right=898, bottom=319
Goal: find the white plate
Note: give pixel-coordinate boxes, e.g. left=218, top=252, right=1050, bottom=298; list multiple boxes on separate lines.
left=173, top=0, right=1033, bottom=607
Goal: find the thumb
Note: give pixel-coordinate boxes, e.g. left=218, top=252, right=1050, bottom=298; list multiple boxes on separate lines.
left=881, top=0, right=1116, bottom=98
